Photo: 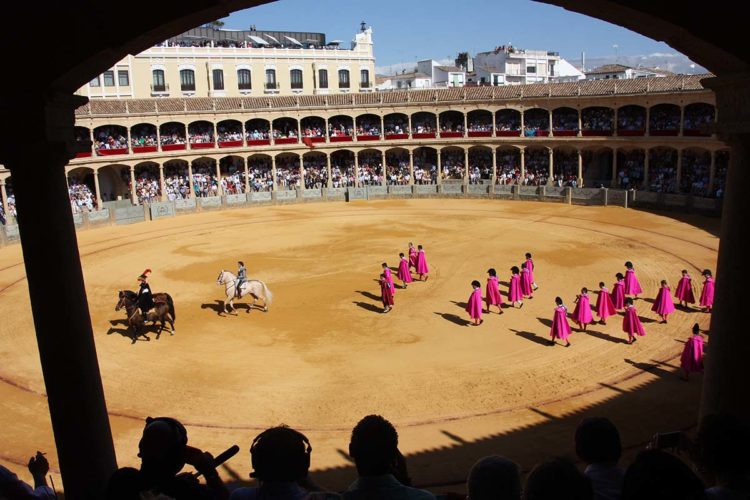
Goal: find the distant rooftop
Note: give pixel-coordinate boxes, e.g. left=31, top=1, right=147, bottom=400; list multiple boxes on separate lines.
left=159, top=26, right=329, bottom=49
left=436, top=65, right=463, bottom=73
left=586, top=64, right=633, bottom=74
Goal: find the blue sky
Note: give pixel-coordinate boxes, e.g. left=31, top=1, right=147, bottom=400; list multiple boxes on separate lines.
left=220, top=0, right=702, bottom=74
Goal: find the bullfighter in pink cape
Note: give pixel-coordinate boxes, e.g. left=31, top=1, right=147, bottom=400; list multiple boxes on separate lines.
left=700, top=269, right=715, bottom=313
left=397, top=253, right=413, bottom=289
left=572, top=287, right=594, bottom=331
left=611, top=273, right=626, bottom=310
left=675, top=269, right=696, bottom=308
left=680, top=323, right=704, bottom=381
left=651, top=279, right=676, bottom=323
left=382, top=262, right=395, bottom=295
left=485, top=268, right=504, bottom=314
left=408, top=242, right=418, bottom=270
left=550, top=296, right=572, bottom=347
left=379, top=273, right=394, bottom=313
left=624, top=261, right=643, bottom=298
left=622, top=297, right=646, bottom=344
left=508, top=266, right=524, bottom=308
left=466, top=280, right=483, bottom=325
left=596, top=282, right=616, bottom=325
left=416, top=245, right=429, bottom=281
left=520, top=262, right=534, bottom=298
left=525, top=252, right=538, bottom=290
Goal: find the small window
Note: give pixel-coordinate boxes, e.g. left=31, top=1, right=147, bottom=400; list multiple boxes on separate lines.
left=265, top=69, right=277, bottom=89
left=338, top=69, right=350, bottom=89
left=118, top=70, right=130, bottom=86
left=90, top=76, right=100, bottom=87
left=318, top=69, right=328, bottom=89
left=526, top=66, right=537, bottom=74
left=180, top=69, right=196, bottom=92
left=237, top=69, right=251, bottom=90
left=290, top=69, right=303, bottom=89
left=360, top=69, right=370, bottom=88
left=212, top=69, right=224, bottom=90
left=152, top=69, right=166, bottom=92
left=103, top=71, right=115, bottom=87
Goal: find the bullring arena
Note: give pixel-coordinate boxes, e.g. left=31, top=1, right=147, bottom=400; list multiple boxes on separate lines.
left=0, top=74, right=726, bottom=492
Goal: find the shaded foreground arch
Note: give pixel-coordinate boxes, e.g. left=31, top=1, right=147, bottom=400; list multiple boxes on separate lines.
left=0, top=1, right=748, bottom=497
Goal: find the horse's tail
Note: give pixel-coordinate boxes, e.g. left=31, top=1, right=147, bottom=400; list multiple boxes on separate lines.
left=261, top=281, right=273, bottom=305
left=166, top=294, right=176, bottom=322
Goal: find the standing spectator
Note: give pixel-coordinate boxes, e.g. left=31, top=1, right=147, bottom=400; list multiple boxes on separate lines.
left=575, top=417, right=624, bottom=500
left=0, top=451, right=55, bottom=499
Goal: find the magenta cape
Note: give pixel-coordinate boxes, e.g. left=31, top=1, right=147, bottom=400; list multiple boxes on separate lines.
left=508, top=274, right=523, bottom=302
left=651, top=286, right=676, bottom=316
left=521, top=269, right=534, bottom=297
left=486, top=276, right=503, bottom=306
left=397, top=258, right=413, bottom=283
left=611, top=280, right=625, bottom=309
left=550, top=306, right=572, bottom=340
left=700, top=278, right=715, bottom=307
left=416, top=250, right=429, bottom=274
left=383, top=267, right=396, bottom=295
left=622, top=306, right=646, bottom=336
left=675, top=275, right=696, bottom=303
left=624, top=268, right=643, bottom=295
left=572, top=293, right=594, bottom=324
left=408, top=247, right=417, bottom=267
left=680, top=336, right=704, bottom=373
left=380, top=278, right=394, bottom=306
left=526, top=258, right=535, bottom=283
left=466, top=288, right=483, bottom=320
left=596, top=288, right=616, bottom=320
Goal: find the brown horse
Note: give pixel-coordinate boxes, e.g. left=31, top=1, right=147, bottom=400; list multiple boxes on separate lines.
left=115, top=290, right=176, bottom=340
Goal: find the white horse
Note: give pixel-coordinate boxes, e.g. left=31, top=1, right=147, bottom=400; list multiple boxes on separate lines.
left=216, top=270, right=273, bottom=314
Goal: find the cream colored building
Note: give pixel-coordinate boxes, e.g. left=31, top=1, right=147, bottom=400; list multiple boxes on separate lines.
left=77, top=26, right=376, bottom=99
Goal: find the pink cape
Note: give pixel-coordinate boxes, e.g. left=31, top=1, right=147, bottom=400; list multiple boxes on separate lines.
left=383, top=267, right=395, bottom=295
left=700, top=277, right=715, bottom=307
left=550, top=306, right=572, bottom=340
left=651, top=286, right=676, bottom=316
left=485, top=276, right=503, bottom=306
left=526, top=258, right=535, bottom=283
left=416, top=250, right=429, bottom=274
left=675, top=275, right=696, bottom=303
left=611, top=280, right=625, bottom=309
left=508, top=274, right=523, bottom=302
left=624, top=268, right=643, bottom=295
left=380, top=278, right=394, bottom=306
left=680, top=335, right=704, bottom=373
left=520, top=268, right=534, bottom=297
left=466, top=288, right=483, bottom=320
left=397, top=258, right=413, bottom=283
left=572, top=293, right=594, bottom=324
left=622, top=305, right=646, bottom=336
left=408, top=247, right=417, bottom=268
left=596, top=288, right=616, bottom=320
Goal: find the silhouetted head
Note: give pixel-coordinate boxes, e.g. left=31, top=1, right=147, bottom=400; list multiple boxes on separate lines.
left=692, top=323, right=700, bottom=335
left=682, top=269, right=688, bottom=276
left=622, top=449, right=704, bottom=500
left=660, top=280, right=668, bottom=287
left=238, top=261, right=244, bottom=267
left=399, top=252, right=405, bottom=258
left=382, top=262, right=388, bottom=268
left=250, top=426, right=311, bottom=482
left=418, top=245, right=423, bottom=250
left=524, top=457, right=592, bottom=500
left=137, top=417, right=188, bottom=484
left=575, top=417, right=622, bottom=466
left=521, top=262, right=527, bottom=269
left=616, top=273, right=624, bottom=280
left=624, top=261, right=634, bottom=269
left=599, top=282, right=606, bottom=289
left=472, top=280, right=481, bottom=289
left=349, top=415, right=399, bottom=477
left=525, top=253, right=532, bottom=259
left=555, top=296, right=563, bottom=306
left=581, top=287, right=588, bottom=294
left=468, top=455, right=521, bottom=500
left=408, top=242, right=414, bottom=248
left=702, top=269, right=712, bottom=278
left=625, top=297, right=634, bottom=306
left=488, top=268, right=497, bottom=277
left=511, top=266, right=520, bottom=275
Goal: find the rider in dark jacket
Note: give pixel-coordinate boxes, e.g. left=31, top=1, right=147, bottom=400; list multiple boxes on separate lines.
left=137, top=269, right=154, bottom=315
left=236, top=261, right=247, bottom=298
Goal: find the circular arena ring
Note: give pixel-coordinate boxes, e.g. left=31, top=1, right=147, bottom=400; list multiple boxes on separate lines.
left=0, top=199, right=718, bottom=490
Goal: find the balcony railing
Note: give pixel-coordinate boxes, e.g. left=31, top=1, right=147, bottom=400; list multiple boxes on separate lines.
left=150, top=83, right=169, bottom=93
left=264, top=82, right=280, bottom=90
left=339, top=82, right=350, bottom=89
left=360, top=81, right=372, bottom=89
left=181, top=84, right=196, bottom=92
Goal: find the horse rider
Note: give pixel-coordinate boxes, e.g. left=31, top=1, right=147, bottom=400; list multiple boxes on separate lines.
left=136, top=269, right=154, bottom=317
left=236, top=261, right=247, bottom=298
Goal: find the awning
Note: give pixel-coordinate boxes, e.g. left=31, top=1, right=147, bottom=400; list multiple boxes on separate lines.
left=284, top=36, right=303, bottom=46
left=248, top=35, right=269, bottom=45
left=264, top=35, right=281, bottom=44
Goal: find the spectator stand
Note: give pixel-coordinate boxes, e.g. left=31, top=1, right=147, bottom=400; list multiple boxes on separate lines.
left=131, top=123, right=158, bottom=153
left=188, top=120, right=215, bottom=149
left=94, top=125, right=128, bottom=155
left=163, top=159, right=191, bottom=201
left=275, top=153, right=301, bottom=190
left=385, top=148, right=411, bottom=185
left=272, top=117, right=299, bottom=145
left=581, top=147, right=615, bottom=188
left=132, top=161, right=162, bottom=203
left=581, top=106, right=614, bottom=136
left=496, top=147, right=521, bottom=185
left=552, top=147, right=580, bottom=187
left=302, top=152, right=328, bottom=189
left=680, top=148, right=711, bottom=196
left=496, top=109, right=522, bottom=136
left=617, top=105, right=647, bottom=136
left=524, top=147, right=551, bottom=185
left=683, top=102, right=715, bottom=136
left=468, top=146, right=492, bottom=184
left=523, top=108, right=550, bottom=137
left=247, top=155, right=273, bottom=192
left=357, top=150, right=384, bottom=185
left=355, top=114, right=381, bottom=141
left=649, top=103, right=680, bottom=136
left=712, top=150, right=729, bottom=198
left=217, top=120, right=243, bottom=148
left=330, top=150, right=356, bottom=187
left=648, top=147, right=679, bottom=193
left=301, top=116, right=326, bottom=144
left=411, top=112, right=437, bottom=139
left=439, top=110, right=465, bottom=139
left=467, top=110, right=493, bottom=137
left=219, top=155, right=246, bottom=195
left=245, top=119, right=271, bottom=146
left=384, top=113, right=409, bottom=140
left=616, top=149, right=646, bottom=190
left=552, top=107, right=579, bottom=136
left=328, top=115, right=353, bottom=142
left=67, top=167, right=99, bottom=213
left=160, top=122, right=187, bottom=151
left=412, top=147, right=438, bottom=184
left=191, top=158, right=219, bottom=197
left=74, top=126, right=93, bottom=158
left=440, top=147, right=465, bottom=181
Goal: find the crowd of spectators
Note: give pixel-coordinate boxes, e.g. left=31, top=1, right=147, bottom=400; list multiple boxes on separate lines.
left=301, top=121, right=325, bottom=138
left=160, top=124, right=187, bottom=145
left=246, top=161, right=274, bottom=191
left=331, top=164, right=357, bottom=188
left=616, top=151, right=645, bottom=190
left=131, top=126, right=157, bottom=148
left=684, top=104, right=715, bottom=132
left=649, top=105, right=681, bottom=131
left=553, top=108, right=578, bottom=131
left=68, top=179, right=97, bottom=213
left=617, top=106, right=646, bottom=131
left=189, top=124, right=215, bottom=144
left=467, top=114, right=493, bottom=132
left=273, top=128, right=298, bottom=139
left=412, top=117, right=436, bottom=134
left=648, top=149, right=678, bottom=193
left=413, top=152, right=438, bottom=184
left=552, top=150, right=579, bottom=187
left=356, top=118, right=381, bottom=137
left=162, top=165, right=191, bottom=200
left=329, top=119, right=354, bottom=137
left=524, top=149, right=550, bottom=185
left=496, top=151, right=521, bottom=185
left=221, top=172, right=245, bottom=195
left=713, top=151, right=729, bottom=199
left=496, top=110, right=521, bottom=132
left=386, top=152, right=411, bottom=185
left=95, top=127, right=128, bottom=152
left=523, top=110, right=549, bottom=137
left=303, top=157, right=328, bottom=188
left=275, top=157, right=301, bottom=190
left=123, top=167, right=161, bottom=204
left=468, top=151, right=492, bottom=184
left=439, top=116, right=464, bottom=133
left=384, top=117, right=409, bottom=136
left=358, top=152, right=383, bottom=185
left=441, top=150, right=465, bottom=180
left=582, top=108, right=614, bottom=131
left=680, top=150, right=711, bottom=196
left=192, top=163, right=220, bottom=197
left=217, top=123, right=243, bottom=143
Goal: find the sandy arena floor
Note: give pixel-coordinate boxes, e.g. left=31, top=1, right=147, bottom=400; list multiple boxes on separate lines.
left=0, top=199, right=719, bottom=491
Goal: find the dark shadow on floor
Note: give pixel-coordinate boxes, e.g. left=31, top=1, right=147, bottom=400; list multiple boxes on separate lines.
left=434, top=312, right=470, bottom=326
left=537, top=317, right=553, bottom=328
left=511, top=329, right=552, bottom=347
left=582, top=329, right=629, bottom=344
left=356, top=290, right=382, bottom=301
left=451, top=300, right=468, bottom=310
left=353, top=301, right=382, bottom=313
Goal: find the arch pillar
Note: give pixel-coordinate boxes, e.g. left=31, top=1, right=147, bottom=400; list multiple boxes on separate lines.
left=187, top=160, right=194, bottom=198
left=547, top=147, right=554, bottom=185
left=437, top=150, right=442, bottom=185
left=644, top=149, right=650, bottom=189
left=241, top=120, right=247, bottom=146
left=126, top=126, right=132, bottom=154
left=354, top=151, right=360, bottom=187
left=381, top=150, right=387, bottom=186
left=380, top=115, right=385, bottom=139
left=299, top=154, right=304, bottom=189
left=326, top=153, right=332, bottom=188
left=613, top=107, right=619, bottom=137
left=708, top=149, right=717, bottom=194
left=577, top=149, right=583, bottom=187
left=520, top=110, right=525, bottom=137
left=408, top=150, right=414, bottom=186
left=129, top=165, right=137, bottom=204
left=0, top=178, right=9, bottom=217
left=646, top=106, right=651, bottom=136
left=492, top=111, right=497, bottom=137
left=520, top=148, right=526, bottom=182
left=464, top=148, right=469, bottom=185
left=611, top=148, right=618, bottom=188
left=463, top=112, right=468, bottom=137
left=408, top=114, right=413, bottom=139
left=156, top=125, right=162, bottom=152
left=271, top=155, right=277, bottom=191
left=93, top=168, right=102, bottom=207
left=679, top=105, right=685, bottom=136
left=577, top=109, right=583, bottom=137
left=491, top=148, right=497, bottom=184
left=548, top=109, right=553, bottom=137
left=158, top=162, right=166, bottom=201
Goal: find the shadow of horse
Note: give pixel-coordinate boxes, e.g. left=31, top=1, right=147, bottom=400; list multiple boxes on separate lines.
left=353, top=301, right=382, bottom=313
left=434, top=312, right=470, bottom=326
left=106, top=318, right=167, bottom=344
left=201, top=300, right=251, bottom=316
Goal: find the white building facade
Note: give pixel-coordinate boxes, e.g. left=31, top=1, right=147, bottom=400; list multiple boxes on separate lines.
left=472, top=46, right=584, bottom=85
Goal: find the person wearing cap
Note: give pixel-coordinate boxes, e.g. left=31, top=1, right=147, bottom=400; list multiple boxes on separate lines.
left=136, top=269, right=154, bottom=317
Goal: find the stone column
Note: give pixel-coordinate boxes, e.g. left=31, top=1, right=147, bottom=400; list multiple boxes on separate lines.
left=241, top=120, right=247, bottom=146
left=215, top=160, right=223, bottom=196
left=679, top=105, right=685, bottom=136
left=0, top=93, right=117, bottom=498
left=354, top=152, right=360, bottom=187
left=463, top=112, right=468, bottom=137
left=436, top=113, right=441, bottom=136
left=464, top=148, right=469, bottom=185
left=613, top=107, right=619, bottom=137
left=156, top=124, right=162, bottom=152
left=408, top=114, right=413, bottom=139
left=577, top=149, right=583, bottom=187
left=548, top=109, right=553, bottom=137
left=577, top=108, right=583, bottom=137
left=492, top=111, right=497, bottom=137
left=271, top=155, right=278, bottom=191
left=241, top=156, right=249, bottom=194
left=380, top=115, right=385, bottom=140
left=437, top=150, right=442, bottom=185
left=646, top=106, right=651, bottom=136
left=0, top=178, right=9, bottom=216
left=129, top=165, right=137, bottom=204
left=93, top=168, right=102, bottom=208
left=408, top=150, right=415, bottom=186
left=326, top=153, right=332, bottom=188
left=381, top=150, right=387, bottom=186
left=299, top=154, right=305, bottom=190
left=213, top=121, right=218, bottom=147
left=547, top=148, right=554, bottom=185
left=520, top=148, right=526, bottom=182
left=675, top=148, right=683, bottom=192
left=700, top=74, right=750, bottom=423
left=520, top=110, right=525, bottom=137
left=187, top=160, right=194, bottom=198
left=644, top=149, right=650, bottom=190
left=492, top=148, right=497, bottom=184
left=158, top=163, right=166, bottom=201
left=708, top=149, right=717, bottom=195
left=126, top=126, right=132, bottom=154
left=611, top=148, right=619, bottom=188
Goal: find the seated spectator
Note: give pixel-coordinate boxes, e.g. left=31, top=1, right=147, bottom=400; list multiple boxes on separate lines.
left=575, top=417, right=624, bottom=500
left=524, top=457, right=592, bottom=500
left=230, top=426, right=339, bottom=500
left=343, top=415, right=435, bottom=499
left=467, top=455, right=521, bottom=500
left=622, top=449, right=704, bottom=500
left=0, top=451, right=55, bottom=499
left=106, top=416, right=228, bottom=500
left=695, top=414, right=750, bottom=499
